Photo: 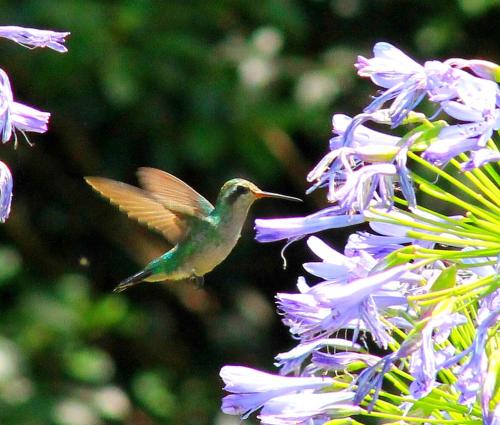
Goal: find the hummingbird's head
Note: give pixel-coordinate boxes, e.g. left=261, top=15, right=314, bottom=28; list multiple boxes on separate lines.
left=218, top=179, right=301, bottom=209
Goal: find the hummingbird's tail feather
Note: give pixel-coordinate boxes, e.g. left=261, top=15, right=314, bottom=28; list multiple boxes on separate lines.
left=113, top=269, right=154, bottom=293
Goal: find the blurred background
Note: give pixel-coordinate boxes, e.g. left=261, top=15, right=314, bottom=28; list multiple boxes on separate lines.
left=0, top=1, right=498, bottom=424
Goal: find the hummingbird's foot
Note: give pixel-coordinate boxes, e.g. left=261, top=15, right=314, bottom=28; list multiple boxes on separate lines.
left=189, top=273, right=204, bottom=288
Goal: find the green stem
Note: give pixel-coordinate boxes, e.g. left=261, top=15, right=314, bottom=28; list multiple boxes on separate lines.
left=417, top=179, right=500, bottom=225
left=358, top=411, right=481, bottom=424
left=405, top=230, right=500, bottom=249
left=450, top=154, right=500, bottom=205
left=409, top=276, right=493, bottom=302
left=367, top=209, right=500, bottom=244
left=450, top=157, right=500, bottom=205
left=466, top=216, right=500, bottom=236
left=408, top=152, right=500, bottom=213
left=409, top=151, right=500, bottom=215
left=415, top=247, right=500, bottom=259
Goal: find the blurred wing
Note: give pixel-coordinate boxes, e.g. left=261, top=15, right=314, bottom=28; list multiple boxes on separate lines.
left=85, top=177, right=189, bottom=245
left=137, top=167, right=214, bottom=218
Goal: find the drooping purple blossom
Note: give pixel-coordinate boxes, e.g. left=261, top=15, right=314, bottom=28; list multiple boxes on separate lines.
left=0, top=26, right=69, bottom=52
left=0, top=161, right=13, bottom=222
left=0, top=23, right=68, bottom=224
left=0, top=68, right=50, bottom=144
left=328, top=113, right=400, bottom=150
left=11, top=102, right=50, bottom=135
left=356, top=43, right=499, bottom=125
left=421, top=133, right=481, bottom=166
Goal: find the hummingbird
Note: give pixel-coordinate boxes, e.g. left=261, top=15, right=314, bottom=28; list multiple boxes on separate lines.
left=85, top=167, right=301, bottom=292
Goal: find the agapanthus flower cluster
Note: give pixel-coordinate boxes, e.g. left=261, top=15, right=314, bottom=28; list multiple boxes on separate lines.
left=221, top=43, right=500, bottom=424
left=0, top=25, right=69, bottom=222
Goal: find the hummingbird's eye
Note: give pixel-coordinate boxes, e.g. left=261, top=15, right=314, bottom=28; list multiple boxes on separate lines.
left=226, top=184, right=250, bottom=203
left=235, top=185, right=250, bottom=195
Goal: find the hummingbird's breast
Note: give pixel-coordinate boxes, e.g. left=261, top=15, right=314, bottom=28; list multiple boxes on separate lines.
left=148, top=198, right=253, bottom=281
left=183, top=201, right=252, bottom=277
left=188, top=216, right=246, bottom=276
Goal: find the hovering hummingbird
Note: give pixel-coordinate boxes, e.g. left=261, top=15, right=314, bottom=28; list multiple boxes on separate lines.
left=85, top=168, right=301, bottom=292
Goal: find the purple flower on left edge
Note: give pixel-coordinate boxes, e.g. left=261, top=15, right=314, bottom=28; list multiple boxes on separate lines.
left=0, top=161, right=12, bottom=222
left=0, top=68, right=50, bottom=143
left=0, top=25, right=68, bottom=223
left=0, top=26, right=69, bottom=52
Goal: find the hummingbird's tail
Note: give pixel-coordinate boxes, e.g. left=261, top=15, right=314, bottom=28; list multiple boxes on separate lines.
left=113, top=269, right=154, bottom=293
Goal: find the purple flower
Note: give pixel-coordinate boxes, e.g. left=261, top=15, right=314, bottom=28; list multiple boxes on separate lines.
left=328, top=114, right=400, bottom=150
left=364, top=207, right=465, bottom=251
left=356, top=43, right=500, bottom=169
left=356, top=42, right=424, bottom=89
left=258, top=391, right=359, bottom=425
left=307, top=114, right=418, bottom=210
left=409, top=312, right=465, bottom=398
left=220, top=366, right=334, bottom=419
left=426, top=102, right=500, bottom=157
left=446, top=58, right=500, bottom=81
left=433, top=67, right=497, bottom=113
left=424, top=68, right=499, bottom=168
left=326, top=163, right=397, bottom=212
left=344, top=231, right=408, bottom=259
left=0, top=69, right=50, bottom=143
left=312, top=351, right=379, bottom=371
left=456, top=306, right=500, bottom=408
left=303, top=236, right=375, bottom=282
left=355, top=43, right=430, bottom=126
left=222, top=43, right=500, bottom=425
left=254, top=207, right=364, bottom=243
left=277, top=248, right=409, bottom=347
left=274, top=338, right=362, bottom=375
left=11, top=102, right=50, bottom=135
left=354, top=352, right=398, bottom=409
left=461, top=148, right=500, bottom=171
left=422, top=134, right=481, bottom=166
left=0, top=26, right=69, bottom=52
left=0, top=161, right=12, bottom=222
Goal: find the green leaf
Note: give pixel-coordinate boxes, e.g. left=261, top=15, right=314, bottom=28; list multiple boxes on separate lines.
left=430, top=265, right=456, bottom=293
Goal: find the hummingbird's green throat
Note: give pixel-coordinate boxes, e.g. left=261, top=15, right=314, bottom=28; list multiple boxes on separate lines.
left=85, top=167, right=301, bottom=292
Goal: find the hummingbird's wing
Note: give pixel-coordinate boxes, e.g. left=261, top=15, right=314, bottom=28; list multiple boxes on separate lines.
left=137, top=167, right=214, bottom=218
left=85, top=177, right=189, bottom=245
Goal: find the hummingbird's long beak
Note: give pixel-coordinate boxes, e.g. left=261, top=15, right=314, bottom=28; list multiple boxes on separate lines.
left=253, top=190, right=302, bottom=202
